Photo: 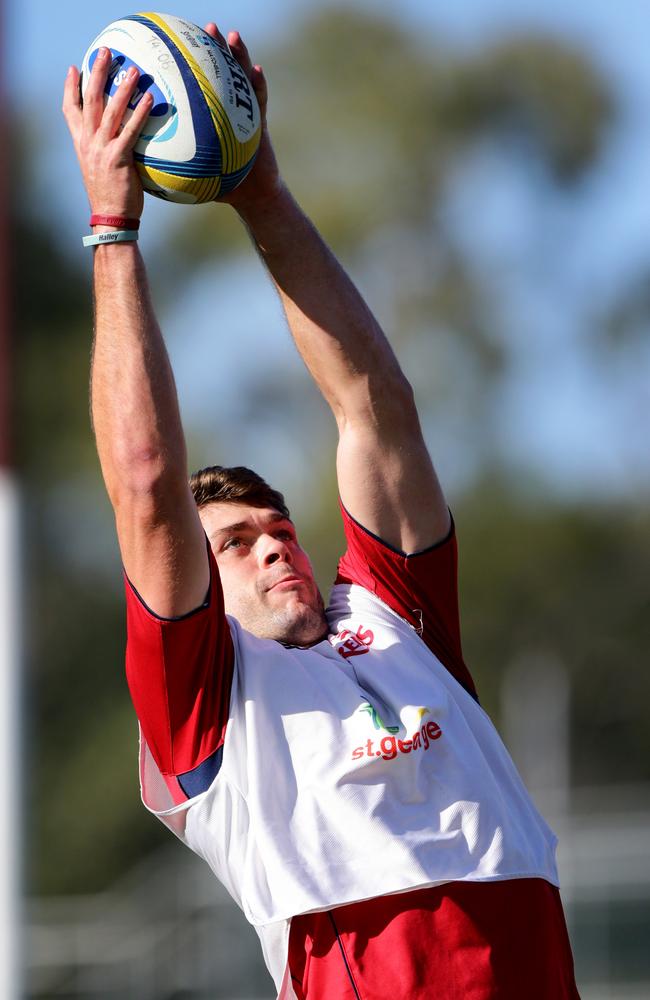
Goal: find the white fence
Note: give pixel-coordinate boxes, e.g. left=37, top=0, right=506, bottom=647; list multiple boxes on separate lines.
left=26, top=845, right=271, bottom=999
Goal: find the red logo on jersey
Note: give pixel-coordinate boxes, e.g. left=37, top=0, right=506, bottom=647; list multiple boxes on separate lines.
left=351, top=707, right=443, bottom=761
left=331, top=624, right=375, bottom=659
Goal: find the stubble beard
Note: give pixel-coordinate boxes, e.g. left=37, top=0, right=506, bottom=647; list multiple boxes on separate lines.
left=232, top=585, right=328, bottom=648
left=265, top=598, right=328, bottom=647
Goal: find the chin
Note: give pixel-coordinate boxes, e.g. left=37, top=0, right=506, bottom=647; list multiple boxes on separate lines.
left=232, top=588, right=328, bottom=647
left=269, top=602, right=328, bottom=647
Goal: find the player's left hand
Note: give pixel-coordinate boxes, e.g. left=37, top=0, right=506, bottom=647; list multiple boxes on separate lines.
left=203, top=23, right=285, bottom=212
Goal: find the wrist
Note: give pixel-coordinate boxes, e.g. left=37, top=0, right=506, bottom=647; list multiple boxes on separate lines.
left=93, top=237, right=141, bottom=261
left=90, top=213, right=140, bottom=232
left=234, top=180, right=293, bottom=229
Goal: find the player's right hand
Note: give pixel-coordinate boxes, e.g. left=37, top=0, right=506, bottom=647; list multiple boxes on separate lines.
left=62, top=47, right=153, bottom=221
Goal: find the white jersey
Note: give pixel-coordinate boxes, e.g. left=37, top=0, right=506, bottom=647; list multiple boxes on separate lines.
left=139, top=582, right=558, bottom=995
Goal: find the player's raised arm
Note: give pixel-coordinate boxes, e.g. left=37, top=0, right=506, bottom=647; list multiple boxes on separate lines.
left=62, top=49, right=209, bottom=617
left=213, top=27, right=450, bottom=554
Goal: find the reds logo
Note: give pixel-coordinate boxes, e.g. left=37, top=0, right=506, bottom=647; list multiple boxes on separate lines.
left=330, top=624, right=375, bottom=660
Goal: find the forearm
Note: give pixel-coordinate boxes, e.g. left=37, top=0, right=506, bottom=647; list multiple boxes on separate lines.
left=238, top=187, right=448, bottom=551
left=237, top=187, right=411, bottom=427
left=92, top=241, right=187, bottom=506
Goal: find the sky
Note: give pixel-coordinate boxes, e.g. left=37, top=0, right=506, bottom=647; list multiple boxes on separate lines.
left=8, top=0, right=650, bottom=504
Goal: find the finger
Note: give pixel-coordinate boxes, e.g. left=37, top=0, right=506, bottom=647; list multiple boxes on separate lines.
left=82, top=46, right=111, bottom=138
left=115, top=89, right=153, bottom=151
left=204, top=22, right=228, bottom=49
left=251, top=65, right=268, bottom=119
left=62, top=65, right=83, bottom=142
left=228, top=31, right=254, bottom=78
left=98, top=65, right=142, bottom=140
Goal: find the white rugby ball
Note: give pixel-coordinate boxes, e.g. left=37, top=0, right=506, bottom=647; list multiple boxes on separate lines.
left=80, top=12, right=261, bottom=204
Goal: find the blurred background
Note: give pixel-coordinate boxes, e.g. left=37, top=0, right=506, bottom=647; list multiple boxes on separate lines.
left=4, top=0, right=650, bottom=997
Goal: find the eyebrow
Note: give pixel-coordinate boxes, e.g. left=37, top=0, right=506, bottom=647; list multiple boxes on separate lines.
left=212, top=512, right=290, bottom=537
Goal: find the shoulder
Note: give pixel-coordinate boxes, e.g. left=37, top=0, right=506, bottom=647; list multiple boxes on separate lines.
left=334, top=504, right=478, bottom=701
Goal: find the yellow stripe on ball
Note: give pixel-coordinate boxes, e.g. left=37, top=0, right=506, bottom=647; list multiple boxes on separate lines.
left=143, top=12, right=259, bottom=174
left=140, top=164, right=222, bottom=203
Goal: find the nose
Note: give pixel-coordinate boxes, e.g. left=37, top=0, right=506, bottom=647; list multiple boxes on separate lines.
left=259, top=533, right=292, bottom=567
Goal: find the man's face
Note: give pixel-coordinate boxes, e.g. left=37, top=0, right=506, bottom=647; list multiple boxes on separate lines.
left=199, top=502, right=327, bottom=647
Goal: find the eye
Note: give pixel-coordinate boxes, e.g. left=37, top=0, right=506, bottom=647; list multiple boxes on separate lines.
left=276, top=529, right=294, bottom=542
left=224, top=536, right=246, bottom=551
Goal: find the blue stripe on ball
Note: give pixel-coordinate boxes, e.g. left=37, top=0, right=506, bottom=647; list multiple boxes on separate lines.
left=218, top=149, right=260, bottom=193
left=124, top=14, right=223, bottom=177
left=135, top=154, right=218, bottom=178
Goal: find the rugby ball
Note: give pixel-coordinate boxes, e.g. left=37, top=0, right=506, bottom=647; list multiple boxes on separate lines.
left=80, top=12, right=261, bottom=204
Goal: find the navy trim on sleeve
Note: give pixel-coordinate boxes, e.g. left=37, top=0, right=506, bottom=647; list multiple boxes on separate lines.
left=177, top=745, right=224, bottom=798
left=340, top=501, right=454, bottom=558
left=122, top=535, right=213, bottom=622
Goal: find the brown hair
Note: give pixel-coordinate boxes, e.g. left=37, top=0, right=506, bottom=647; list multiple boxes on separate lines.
left=189, top=465, right=290, bottom=519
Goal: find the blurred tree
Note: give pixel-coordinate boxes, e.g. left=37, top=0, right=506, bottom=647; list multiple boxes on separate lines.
left=454, top=483, right=650, bottom=781
left=438, top=33, right=610, bottom=183
left=602, top=268, right=650, bottom=347
left=155, top=7, right=614, bottom=490
left=160, top=11, right=610, bottom=261
left=14, top=144, right=169, bottom=894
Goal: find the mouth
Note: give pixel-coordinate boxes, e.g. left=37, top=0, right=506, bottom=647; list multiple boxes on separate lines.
left=267, top=575, right=304, bottom=592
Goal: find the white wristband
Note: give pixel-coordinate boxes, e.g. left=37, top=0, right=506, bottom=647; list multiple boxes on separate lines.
left=82, top=230, right=139, bottom=248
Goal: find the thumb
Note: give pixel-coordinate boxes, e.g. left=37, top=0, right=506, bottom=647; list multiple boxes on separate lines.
left=251, top=65, right=268, bottom=121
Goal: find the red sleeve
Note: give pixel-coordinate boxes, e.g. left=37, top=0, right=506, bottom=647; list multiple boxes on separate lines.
left=336, top=503, right=477, bottom=700
left=124, top=540, right=235, bottom=785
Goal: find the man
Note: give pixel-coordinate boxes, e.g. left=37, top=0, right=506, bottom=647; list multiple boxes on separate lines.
left=63, top=22, right=579, bottom=1000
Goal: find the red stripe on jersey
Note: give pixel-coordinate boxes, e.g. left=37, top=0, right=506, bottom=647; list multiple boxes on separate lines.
left=289, top=879, right=579, bottom=999
left=336, top=503, right=477, bottom=700
left=124, top=542, right=234, bottom=780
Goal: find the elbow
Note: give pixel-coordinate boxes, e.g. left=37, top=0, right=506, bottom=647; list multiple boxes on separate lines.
left=340, top=370, right=418, bottom=433
left=104, top=442, right=187, bottom=509
left=389, top=374, right=417, bottom=415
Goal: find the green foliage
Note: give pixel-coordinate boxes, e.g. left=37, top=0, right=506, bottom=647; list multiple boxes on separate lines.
left=439, top=34, right=612, bottom=182
left=14, top=218, right=96, bottom=477
left=162, top=9, right=612, bottom=270
left=602, top=269, right=650, bottom=347
left=158, top=6, right=615, bottom=448
left=455, top=488, right=650, bottom=784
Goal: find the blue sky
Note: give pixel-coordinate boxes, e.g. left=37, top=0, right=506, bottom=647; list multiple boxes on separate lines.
left=9, top=1, right=650, bottom=505
left=10, top=0, right=650, bottom=102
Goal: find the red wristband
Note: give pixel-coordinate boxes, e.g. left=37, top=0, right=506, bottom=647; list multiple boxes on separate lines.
left=90, top=214, right=140, bottom=230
